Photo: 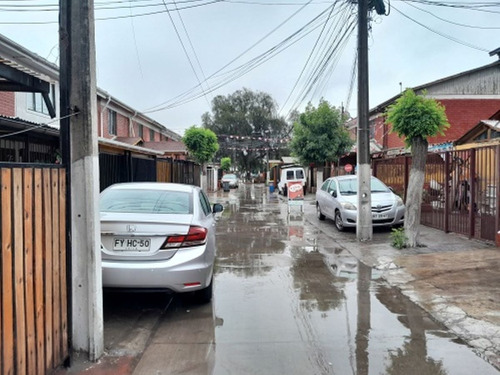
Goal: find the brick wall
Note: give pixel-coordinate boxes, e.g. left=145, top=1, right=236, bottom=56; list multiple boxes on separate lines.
left=116, top=113, right=128, bottom=137
left=379, top=98, right=500, bottom=149
left=0, top=92, right=15, bottom=117
left=96, top=101, right=168, bottom=142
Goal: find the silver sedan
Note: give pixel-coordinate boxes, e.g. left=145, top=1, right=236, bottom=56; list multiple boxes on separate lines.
left=316, top=175, right=405, bottom=231
left=99, top=182, right=223, bottom=302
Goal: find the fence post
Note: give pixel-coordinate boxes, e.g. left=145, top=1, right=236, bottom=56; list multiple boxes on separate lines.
left=469, top=148, right=476, bottom=238
left=444, top=152, right=450, bottom=233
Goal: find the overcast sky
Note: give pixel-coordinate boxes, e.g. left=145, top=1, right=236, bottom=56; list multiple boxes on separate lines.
left=1, top=0, right=498, bottom=136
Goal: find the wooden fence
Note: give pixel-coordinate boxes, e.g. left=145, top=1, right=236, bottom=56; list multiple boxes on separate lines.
left=1, top=166, right=68, bottom=375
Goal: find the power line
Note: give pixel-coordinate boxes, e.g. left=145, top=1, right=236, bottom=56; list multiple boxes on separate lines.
left=142, top=0, right=313, bottom=113
left=404, top=1, right=500, bottom=29
left=392, top=4, right=490, bottom=52
left=279, top=0, right=334, bottom=114
left=143, top=1, right=329, bottom=113
left=160, top=0, right=211, bottom=107
left=170, top=0, right=212, bottom=106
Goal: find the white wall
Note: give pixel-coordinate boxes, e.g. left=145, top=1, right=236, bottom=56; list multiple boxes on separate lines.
left=15, top=81, right=60, bottom=128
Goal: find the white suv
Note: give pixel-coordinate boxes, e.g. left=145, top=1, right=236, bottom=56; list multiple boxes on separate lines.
left=277, top=167, right=307, bottom=196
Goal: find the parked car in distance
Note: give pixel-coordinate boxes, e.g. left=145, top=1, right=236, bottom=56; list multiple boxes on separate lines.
left=277, top=166, right=306, bottom=196
left=221, top=173, right=239, bottom=188
left=99, top=182, right=223, bottom=302
left=316, top=175, right=404, bottom=231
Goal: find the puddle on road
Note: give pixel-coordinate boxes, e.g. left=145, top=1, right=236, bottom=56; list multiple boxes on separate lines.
left=211, top=185, right=498, bottom=375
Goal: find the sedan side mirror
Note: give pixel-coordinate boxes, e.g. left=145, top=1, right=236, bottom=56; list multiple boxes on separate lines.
left=213, top=203, right=224, bottom=214
left=330, top=191, right=337, bottom=198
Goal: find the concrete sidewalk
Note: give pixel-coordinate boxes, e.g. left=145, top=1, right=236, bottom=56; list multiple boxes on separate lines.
left=303, top=199, right=500, bottom=370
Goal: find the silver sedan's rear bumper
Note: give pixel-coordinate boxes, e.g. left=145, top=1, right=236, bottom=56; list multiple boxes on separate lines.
left=102, top=245, right=213, bottom=292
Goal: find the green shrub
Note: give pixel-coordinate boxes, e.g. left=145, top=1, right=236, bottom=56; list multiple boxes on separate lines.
left=390, top=227, right=407, bottom=249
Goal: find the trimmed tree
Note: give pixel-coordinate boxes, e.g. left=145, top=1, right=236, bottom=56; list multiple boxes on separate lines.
left=385, top=89, right=449, bottom=247
left=290, top=99, right=353, bottom=167
left=183, top=126, right=219, bottom=188
left=221, top=157, right=232, bottom=172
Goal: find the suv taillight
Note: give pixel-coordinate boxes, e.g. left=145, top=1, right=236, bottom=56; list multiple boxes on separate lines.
left=161, top=226, right=208, bottom=248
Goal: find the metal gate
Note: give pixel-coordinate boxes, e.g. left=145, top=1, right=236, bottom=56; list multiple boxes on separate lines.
left=373, top=145, right=500, bottom=242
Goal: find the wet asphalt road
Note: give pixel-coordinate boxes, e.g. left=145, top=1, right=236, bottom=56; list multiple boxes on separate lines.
left=105, top=183, right=499, bottom=375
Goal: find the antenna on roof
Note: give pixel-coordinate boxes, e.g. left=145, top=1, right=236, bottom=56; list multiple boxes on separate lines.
left=489, top=47, right=500, bottom=60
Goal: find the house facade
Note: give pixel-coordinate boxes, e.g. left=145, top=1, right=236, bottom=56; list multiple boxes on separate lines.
left=348, top=59, right=500, bottom=156
left=0, top=33, right=187, bottom=162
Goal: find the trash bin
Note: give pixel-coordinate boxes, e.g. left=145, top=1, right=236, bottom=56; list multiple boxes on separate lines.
left=269, top=184, right=275, bottom=193
left=223, top=181, right=230, bottom=192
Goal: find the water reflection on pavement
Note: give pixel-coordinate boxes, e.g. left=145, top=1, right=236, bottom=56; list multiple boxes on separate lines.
left=210, top=184, right=498, bottom=375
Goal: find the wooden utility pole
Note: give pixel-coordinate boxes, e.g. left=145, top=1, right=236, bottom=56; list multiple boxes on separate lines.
left=59, top=0, right=104, bottom=361
left=356, top=0, right=373, bottom=241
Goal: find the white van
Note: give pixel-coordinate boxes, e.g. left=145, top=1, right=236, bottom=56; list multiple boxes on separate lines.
left=277, top=166, right=307, bottom=196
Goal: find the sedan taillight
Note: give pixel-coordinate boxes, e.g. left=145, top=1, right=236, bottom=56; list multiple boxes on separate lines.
left=161, top=226, right=208, bottom=249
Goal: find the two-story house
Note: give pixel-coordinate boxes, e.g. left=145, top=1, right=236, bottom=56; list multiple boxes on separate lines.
left=0, top=33, right=187, bottom=164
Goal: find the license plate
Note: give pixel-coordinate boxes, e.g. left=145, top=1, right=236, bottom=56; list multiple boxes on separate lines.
left=114, top=237, right=151, bottom=251
left=372, top=213, right=389, bottom=219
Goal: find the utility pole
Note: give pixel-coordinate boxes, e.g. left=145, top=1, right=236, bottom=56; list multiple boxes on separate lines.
left=356, top=0, right=373, bottom=241
left=59, top=0, right=104, bottom=361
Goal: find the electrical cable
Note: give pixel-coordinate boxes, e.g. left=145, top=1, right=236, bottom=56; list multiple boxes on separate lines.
left=171, top=0, right=213, bottom=106
left=404, top=1, right=500, bottom=29
left=142, top=0, right=315, bottom=112
left=279, top=1, right=335, bottom=115
left=392, top=4, right=490, bottom=52
left=160, top=0, right=212, bottom=107
left=143, top=3, right=334, bottom=113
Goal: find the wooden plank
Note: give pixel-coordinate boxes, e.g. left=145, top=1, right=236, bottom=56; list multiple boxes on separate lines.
left=42, top=168, right=53, bottom=371
left=1, top=168, right=14, bottom=375
left=59, top=169, right=69, bottom=360
left=23, top=168, right=37, bottom=374
left=33, top=168, right=45, bottom=374
left=13, top=168, right=27, bottom=375
left=51, top=169, right=61, bottom=363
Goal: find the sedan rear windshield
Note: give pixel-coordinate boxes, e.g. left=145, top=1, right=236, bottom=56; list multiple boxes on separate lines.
left=100, top=189, right=193, bottom=214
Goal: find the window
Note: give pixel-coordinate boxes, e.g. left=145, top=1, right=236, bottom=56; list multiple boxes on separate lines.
left=108, top=109, right=117, bottom=135
left=327, top=180, right=337, bottom=194
left=321, top=180, right=330, bottom=192
left=138, top=124, right=144, bottom=138
left=149, top=128, right=155, bottom=141
left=199, top=191, right=211, bottom=216
left=100, top=189, right=193, bottom=214
left=27, top=84, right=55, bottom=115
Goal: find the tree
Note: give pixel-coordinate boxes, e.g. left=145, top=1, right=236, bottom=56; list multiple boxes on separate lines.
left=385, top=89, right=449, bottom=247
left=202, top=88, right=291, bottom=173
left=289, top=99, right=353, bottom=166
left=221, top=157, right=231, bottom=172
left=182, top=126, right=219, bottom=165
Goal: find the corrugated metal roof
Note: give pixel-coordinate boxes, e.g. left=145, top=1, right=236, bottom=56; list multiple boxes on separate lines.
left=98, top=137, right=164, bottom=156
